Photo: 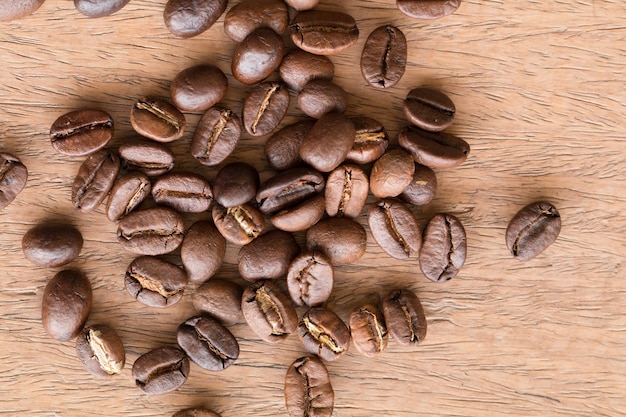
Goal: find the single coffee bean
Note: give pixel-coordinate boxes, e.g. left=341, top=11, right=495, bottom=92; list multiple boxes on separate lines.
left=368, top=198, right=422, bottom=260
left=170, top=64, right=228, bottom=112
left=297, top=80, right=348, bottom=119
left=264, top=119, right=315, bottom=171
left=284, top=356, right=333, bottom=417
left=0, top=0, right=45, bottom=21
left=290, top=10, right=359, bottom=55
left=382, top=289, right=426, bottom=346
left=505, top=201, right=561, bottom=261
left=286, top=251, right=333, bottom=307
left=50, top=109, right=114, bottom=156
left=118, top=138, right=175, bottom=177
left=238, top=229, right=301, bottom=281
left=306, top=217, right=366, bottom=265
left=256, top=166, right=325, bottom=215
left=106, top=171, right=151, bottom=221
left=130, top=97, right=186, bottom=143
left=300, top=112, right=355, bottom=173
left=22, top=223, right=83, bottom=268
left=117, top=206, right=185, bottom=255
left=212, top=203, right=265, bottom=246
left=74, top=0, right=129, bottom=17
left=241, top=279, right=298, bottom=344
left=193, top=279, right=243, bottom=326
left=192, top=107, right=241, bottom=166
left=271, top=194, right=325, bottom=232
left=213, top=162, right=260, bottom=208
left=298, top=307, right=350, bottom=361
left=224, top=0, right=288, bottom=42
left=232, top=27, right=285, bottom=85
left=71, top=148, right=120, bottom=212
left=419, top=213, right=466, bottom=282
left=180, top=220, right=226, bottom=284
left=325, top=164, right=369, bottom=218
left=125, top=256, right=187, bottom=308
left=151, top=171, right=212, bottom=213
left=41, top=269, right=92, bottom=341
left=177, top=315, right=239, bottom=371
left=163, top=0, right=227, bottom=38
left=349, top=303, right=388, bottom=356
left=279, top=49, right=334, bottom=92
left=173, top=408, right=222, bottom=417
left=403, top=87, right=455, bottom=132
left=0, top=153, right=28, bottom=210
left=397, top=0, right=461, bottom=19
left=284, top=0, right=319, bottom=10
left=242, top=82, right=290, bottom=137
left=369, top=148, right=415, bottom=198
left=398, top=125, right=469, bottom=169
left=400, top=163, right=437, bottom=206
left=360, top=25, right=407, bottom=89
left=132, top=346, right=190, bottom=395
left=345, top=116, right=389, bottom=165
left=76, top=324, right=125, bottom=378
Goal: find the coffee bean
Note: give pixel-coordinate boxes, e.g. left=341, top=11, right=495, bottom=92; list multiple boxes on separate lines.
left=170, top=64, right=228, bottom=112
left=173, top=408, right=222, bottom=417
left=256, top=166, right=325, bottom=215
left=419, top=213, right=466, bottom=282
left=400, top=163, right=437, bottom=206
left=212, top=203, right=265, bottom=246
left=177, top=315, right=239, bottom=371
left=325, top=164, right=369, bottom=218
left=74, top=0, right=129, bottom=17
left=50, top=109, right=114, bottom=156
left=398, top=125, right=470, bottom=169
left=180, top=220, right=226, bottom=284
left=290, top=10, right=359, bottom=55
left=22, top=223, right=83, bottom=268
left=130, top=97, right=186, bottom=143
left=297, top=80, right=348, bottom=119
left=397, top=0, right=461, bottom=19
left=213, top=162, right=260, bottom=208
left=286, top=251, right=333, bottom=307
left=191, top=107, right=241, bottom=166
left=118, top=138, right=175, bottom=177
left=284, top=0, right=319, bottom=10
left=106, top=171, right=151, bottom=222
left=41, top=269, right=92, bottom=341
left=151, top=171, right=213, bottom=213
left=232, top=27, right=285, bottom=85
left=132, top=346, right=190, bottom=395
left=360, top=25, right=407, bottom=89
left=505, top=201, right=561, bottom=261
left=242, top=82, right=290, bottom=137
left=117, top=206, right=185, bottom=255
left=298, top=307, right=350, bottom=361
left=300, top=112, right=355, bottom=173
left=279, top=49, right=334, bottom=91
left=224, top=0, right=288, bottom=42
left=76, top=324, right=125, bottom=378
left=345, top=116, right=389, bottom=165
left=193, top=279, right=243, bottom=326
left=382, top=289, right=426, bottom=346
left=369, top=148, right=415, bottom=198
left=0, top=153, right=27, bottom=210
left=264, top=119, right=315, bottom=171
left=403, top=87, right=455, bottom=132
left=125, top=256, right=187, bottom=308
left=306, top=217, right=367, bottom=265
left=163, top=0, right=227, bottom=38
left=367, top=198, right=422, bottom=260
left=238, top=229, right=301, bottom=281
left=270, top=194, right=325, bottom=233
left=0, top=0, right=45, bottom=21
left=349, top=303, right=388, bottom=356
left=284, top=356, right=333, bottom=417
left=71, top=148, right=120, bottom=212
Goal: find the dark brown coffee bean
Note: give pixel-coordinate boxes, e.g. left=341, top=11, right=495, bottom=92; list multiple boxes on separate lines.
left=264, top=119, right=315, bottom=171
left=0, top=0, right=45, bottom=21
left=213, top=162, right=259, bottom=208
left=325, top=164, right=369, bottom=218
left=419, top=213, right=466, bottom=282
left=398, top=125, right=469, bottom=169
left=224, top=0, right=288, bottom=42
left=397, top=0, right=460, bottom=19
left=180, top=220, right=226, bottom=284
left=151, top=171, right=213, bottom=213
left=300, top=112, right=355, bottom=173
left=279, top=49, right=334, bottom=92
left=506, top=201, right=561, bottom=261
left=177, top=315, right=239, bottom=371
left=369, top=148, right=415, bottom=198
left=284, top=0, right=319, bottom=10
left=271, top=194, right=325, bottom=232
left=297, top=80, right=348, bottom=119
left=286, top=251, right=333, bottom=307
left=368, top=198, right=421, bottom=260
left=306, top=217, right=366, bottom=265
left=290, top=10, right=359, bottom=55
left=360, top=25, right=407, bottom=89
left=50, top=109, right=114, bottom=156
left=192, top=107, right=242, bottom=167
left=0, top=153, right=27, bottom=210
left=403, top=87, right=455, bottom=132
left=284, top=356, right=333, bottom=417
left=241, top=279, right=298, bottom=343
left=382, top=289, right=426, bottom=346
left=170, top=64, right=228, bottom=113
left=242, top=82, right=290, bottom=137
left=349, top=303, right=388, bottom=356
left=132, top=346, right=190, bottom=395
left=118, top=138, right=175, bottom=177
left=71, top=148, right=120, bottom=212
left=125, top=256, right=187, bottom=308
left=117, top=206, right=185, bottom=255
left=238, top=229, right=301, bottom=281
left=130, top=97, right=186, bottom=143
left=106, top=171, right=151, bottom=222
left=22, top=223, right=83, bottom=268
left=41, top=269, right=92, bottom=341
left=212, top=203, right=265, bottom=246
left=74, top=0, right=129, bottom=17
left=345, top=116, right=389, bottom=165
left=164, top=0, right=227, bottom=38
left=256, top=166, right=325, bottom=215
left=232, top=27, right=285, bottom=85
left=400, top=163, right=437, bottom=206
left=76, top=324, right=125, bottom=378
left=193, top=279, right=243, bottom=326
left=298, top=307, right=350, bottom=361
left=173, top=408, right=222, bottom=417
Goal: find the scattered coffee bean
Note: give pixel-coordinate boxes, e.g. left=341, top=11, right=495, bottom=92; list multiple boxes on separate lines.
left=419, top=213, right=466, bottom=282
left=125, top=256, right=187, bottom=308
left=76, top=324, right=125, bottom=378
left=232, top=27, right=285, bottom=85
left=192, top=107, right=242, bottom=166
left=238, top=229, right=301, bottom=281
left=177, top=315, right=239, bottom=371
left=299, top=112, right=356, bottom=173
left=297, top=79, right=348, bottom=119
left=270, top=194, right=325, bottom=233
left=369, top=148, right=415, bottom=198
left=132, top=346, right=190, bottom=395
left=286, top=251, right=333, bottom=307
left=290, top=10, right=359, bottom=55
left=151, top=171, right=213, bottom=213
left=264, top=119, right=315, bottom=171
left=298, top=307, right=350, bottom=361
left=118, top=138, right=176, bottom=177
left=117, top=206, right=185, bottom=255
left=0, top=0, right=45, bottom=21
left=170, top=64, right=228, bottom=112
left=212, top=203, right=265, bottom=246
left=130, top=97, right=186, bottom=143
left=242, top=81, right=290, bottom=137
left=307, top=217, right=367, bottom=265
left=256, top=166, right=325, bottom=215
left=284, top=0, right=319, bottom=10
left=397, top=0, right=461, bottom=19
left=173, top=408, right=222, bottom=417
left=50, top=109, right=114, bottom=156
left=163, top=0, right=227, bottom=38
left=71, top=148, right=120, bottom=212
left=180, top=220, right=226, bottom=284
left=349, top=303, right=388, bottom=356
left=345, top=116, right=389, bottom=165
left=360, top=25, right=407, bottom=89
left=400, top=163, right=437, bottom=206
left=224, top=0, right=289, bottom=42
left=284, top=356, right=334, bottom=417
left=22, top=223, right=83, bottom=267
left=398, top=125, right=470, bottom=169
left=368, top=198, right=422, bottom=260
left=193, top=279, right=243, bottom=326
left=106, top=171, right=151, bottom=222
left=325, top=164, right=369, bottom=218
left=213, top=162, right=259, bottom=208
left=279, top=49, right=334, bottom=91
left=403, top=87, right=455, bottom=132
left=382, top=289, right=426, bottom=346
left=74, top=0, right=129, bottom=17
left=0, top=153, right=28, bottom=210
left=505, top=201, right=561, bottom=261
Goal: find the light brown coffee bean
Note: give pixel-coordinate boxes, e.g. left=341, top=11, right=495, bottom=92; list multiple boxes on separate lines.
left=130, top=97, right=186, bottom=143
left=71, top=148, right=120, bottom=212
left=271, top=194, right=325, bottom=233
left=213, top=162, right=260, bottom=208
left=238, top=229, right=301, bottom=281
left=298, top=307, right=350, bottom=361
left=325, top=164, right=369, bottom=218
left=125, top=256, right=187, bottom=308
left=360, top=25, right=407, bottom=89
left=164, top=0, right=227, bottom=38
left=151, top=171, right=213, bottom=213
left=242, top=82, right=290, bottom=137
left=382, top=289, right=427, bottom=346
left=256, top=166, right=325, bottom=215
left=403, top=87, right=455, bottom=132
left=224, top=0, right=288, bottom=42
left=22, top=223, right=83, bottom=268
left=398, top=125, right=470, bottom=169
left=232, top=27, right=285, bottom=85
left=180, top=220, right=226, bottom=284
left=286, top=251, right=333, bottom=307
left=192, top=107, right=242, bottom=167
left=367, top=198, right=422, bottom=260
left=0, top=153, right=28, bottom=210
left=193, top=279, right=243, bottom=326
left=50, top=109, right=114, bottom=156
left=297, top=79, right=348, bottom=119
left=290, top=10, right=359, bottom=55
left=279, top=49, right=334, bottom=92
left=306, top=217, right=366, bottom=265
left=106, top=171, right=151, bottom=222
left=117, top=206, right=185, bottom=255
left=118, top=138, right=175, bottom=177
left=349, top=303, right=388, bottom=356
left=170, top=64, right=228, bottom=112
left=212, top=203, right=265, bottom=246
left=0, top=0, right=45, bottom=21
left=369, top=148, right=415, bottom=198
left=505, top=201, right=561, bottom=261
left=284, top=356, right=334, bottom=417
left=345, top=116, right=389, bottom=165
left=397, top=0, right=460, bottom=19
left=299, top=112, right=355, bottom=173
left=264, top=119, right=315, bottom=171
left=419, top=213, right=466, bottom=282
left=400, top=163, right=437, bottom=206
left=76, top=324, right=125, bottom=378
left=132, top=346, right=190, bottom=395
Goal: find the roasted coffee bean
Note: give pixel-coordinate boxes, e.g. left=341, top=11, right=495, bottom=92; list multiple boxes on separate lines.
left=118, top=138, right=175, bottom=177
left=106, top=171, right=151, bottom=222
left=192, top=107, right=241, bottom=166
left=297, top=80, right=348, bottom=119
left=241, top=279, right=298, bottom=343
left=368, top=198, right=421, bottom=260
left=151, top=172, right=212, bottom=213
left=212, top=203, right=265, bottom=245
left=125, top=256, right=187, bottom=308
left=177, top=315, right=239, bottom=371
left=193, top=279, right=243, bottom=326
left=349, top=303, right=388, bottom=356
left=256, top=166, right=325, bottom=215
left=238, top=229, right=301, bottom=281
left=360, top=25, right=407, bottom=89
left=397, top=0, right=461, bottom=19
left=164, top=0, right=227, bottom=38
left=180, top=220, right=226, bottom=284
left=369, top=148, right=415, bottom=198
left=132, top=346, right=190, bottom=395
left=284, top=0, right=319, bottom=10
left=286, top=251, right=333, bottom=307
left=76, top=324, right=125, bottom=378
left=298, top=307, right=350, bottom=361
left=0, top=153, right=27, bottom=210
left=290, top=10, right=359, bottom=55
left=284, top=356, right=333, bottom=417
left=170, top=64, right=228, bottom=112
left=242, top=82, right=290, bottom=137
left=173, top=408, right=222, bottom=417
left=74, top=0, right=129, bottom=17
left=130, top=97, right=186, bottom=143
left=271, top=195, right=325, bottom=233
left=382, top=289, right=426, bottom=346
left=400, top=163, right=437, bottom=206
left=307, top=217, right=366, bottom=265
left=22, top=223, right=83, bottom=267
left=419, top=213, right=466, bottom=282
left=279, top=49, right=334, bottom=92
left=41, top=269, right=92, bottom=341
left=50, top=109, right=114, bottom=156
left=71, top=148, right=120, bottom=212
left=117, top=206, right=185, bottom=255
left=505, top=201, right=561, bottom=261
left=232, top=27, right=285, bottom=85
left=398, top=125, right=469, bottom=169
left=213, top=162, right=259, bottom=208
left=264, top=119, right=315, bottom=171
left=403, top=87, right=455, bottom=132
left=345, top=116, right=389, bottom=164
left=325, top=164, right=369, bottom=218
left=224, top=0, right=288, bottom=42
left=300, top=112, right=355, bottom=173
left=0, top=0, right=45, bottom=21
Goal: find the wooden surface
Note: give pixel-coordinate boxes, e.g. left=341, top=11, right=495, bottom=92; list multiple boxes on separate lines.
left=1, top=1, right=625, bottom=416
